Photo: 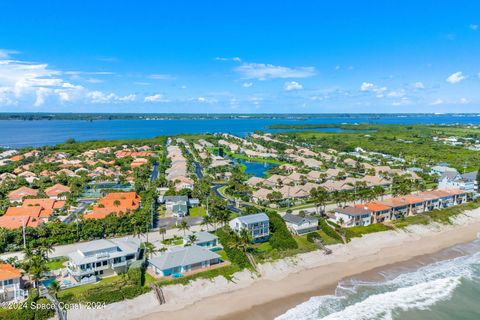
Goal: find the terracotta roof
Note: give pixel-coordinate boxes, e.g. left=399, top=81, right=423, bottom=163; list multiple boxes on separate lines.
left=9, top=155, right=24, bottom=162
left=8, top=187, right=39, bottom=201
left=0, top=215, right=42, bottom=229
left=5, top=206, right=43, bottom=218
left=355, top=202, right=391, bottom=212
left=84, top=192, right=141, bottom=220
left=45, top=184, right=71, bottom=197
left=22, top=198, right=65, bottom=217
left=0, top=264, right=21, bottom=281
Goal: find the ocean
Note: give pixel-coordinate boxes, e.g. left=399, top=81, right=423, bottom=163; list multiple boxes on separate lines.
left=276, top=236, right=480, bottom=320
left=1, top=114, right=480, bottom=148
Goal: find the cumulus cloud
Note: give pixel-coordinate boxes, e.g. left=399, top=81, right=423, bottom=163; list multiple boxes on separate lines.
left=284, top=81, right=303, bottom=91
left=87, top=91, right=136, bottom=104
left=446, top=72, right=466, bottom=84
left=460, top=97, right=469, bottom=104
left=235, top=63, right=315, bottom=80
left=0, top=52, right=140, bottom=107
left=360, top=82, right=387, bottom=97
left=242, top=82, right=253, bottom=88
left=470, top=24, right=479, bottom=31
left=360, top=82, right=374, bottom=91
left=144, top=94, right=170, bottom=103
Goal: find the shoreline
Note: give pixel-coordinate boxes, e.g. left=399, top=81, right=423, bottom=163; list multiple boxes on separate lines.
left=67, top=209, right=480, bottom=320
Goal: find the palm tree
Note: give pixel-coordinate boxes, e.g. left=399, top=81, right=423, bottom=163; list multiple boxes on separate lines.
left=201, top=215, right=213, bottom=231
left=178, top=219, right=190, bottom=236
left=48, top=280, right=60, bottom=298
left=143, top=242, right=157, bottom=261
left=113, top=199, right=121, bottom=208
left=22, top=249, right=48, bottom=294
left=230, top=229, right=251, bottom=253
left=186, top=234, right=198, bottom=246
left=158, top=227, right=167, bottom=242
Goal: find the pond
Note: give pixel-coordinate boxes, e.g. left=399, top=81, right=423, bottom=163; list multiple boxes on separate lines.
left=234, top=159, right=277, bottom=177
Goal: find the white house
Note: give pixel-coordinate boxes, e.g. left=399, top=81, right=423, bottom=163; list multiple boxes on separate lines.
left=67, top=238, right=141, bottom=282
left=148, top=245, right=221, bottom=277
left=229, top=213, right=270, bottom=242
left=438, top=171, right=477, bottom=193
left=282, top=213, right=318, bottom=235
left=334, top=207, right=372, bottom=227
left=0, top=264, right=27, bottom=303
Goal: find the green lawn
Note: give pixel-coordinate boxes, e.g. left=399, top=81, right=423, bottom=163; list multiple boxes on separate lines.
left=58, top=274, right=123, bottom=300
left=316, top=230, right=343, bottom=245
left=342, top=223, right=393, bottom=240
left=189, top=206, right=207, bottom=217
left=46, top=256, right=68, bottom=270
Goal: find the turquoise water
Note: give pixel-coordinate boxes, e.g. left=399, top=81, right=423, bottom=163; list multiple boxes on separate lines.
left=277, top=237, right=480, bottom=320
left=1, top=114, right=480, bottom=147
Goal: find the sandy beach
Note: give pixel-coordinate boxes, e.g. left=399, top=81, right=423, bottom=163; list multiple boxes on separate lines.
left=67, top=209, right=480, bottom=320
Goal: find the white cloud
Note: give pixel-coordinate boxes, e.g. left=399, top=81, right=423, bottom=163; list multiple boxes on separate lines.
left=446, top=71, right=466, bottom=84
left=215, top=57, right=241, bottom=62
left=413, top=82, right=424, bottom=89
left=196, top=96, right=218, bottom=104
left=284, top=81, right=303, bottom=91
left=148, top=74, right=175, bottom=80
left=235, top=63, right=315, bottom=80
left=360, top=82, right=374, bottom=91
left=460, top=97, right=469, bottom=104
left=470, top=24, right=479, bottom=31
left=242, top=82, right=253, bottom=88
left=144, top=94, right=170, bottom=103
left=87, top=91, right=136, bottom=104
left=360, top=82, right=387, bottom=97
left=431, top=98, right=444, bottom=105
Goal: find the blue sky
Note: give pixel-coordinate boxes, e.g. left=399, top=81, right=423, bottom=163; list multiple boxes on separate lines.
left=0, top=0, right=479, bottom=113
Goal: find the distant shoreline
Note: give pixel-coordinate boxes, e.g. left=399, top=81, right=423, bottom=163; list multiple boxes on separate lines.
left=0, top=112, right=478, bottom=121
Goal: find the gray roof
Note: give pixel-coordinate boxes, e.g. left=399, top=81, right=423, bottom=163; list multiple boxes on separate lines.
left=233, top=213, right=269, bottom=224
left=335, top=206, right=372, bottom=216
left=149, top=245, right=220, bottom=270
left=440, top=171, right=459, bottom=181
left=68, top=238, right=141, bottom=265
left=461, top=171, right=478, bottom=182
left=183, top=231, right=218, bottom=244
left=282, top=213, right=318, bottom=226
left=164, top=196, right=189, bottom=203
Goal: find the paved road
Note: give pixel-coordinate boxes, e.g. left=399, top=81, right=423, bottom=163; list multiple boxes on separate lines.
left=0, top=221, right=208, bottom=261
left=211, top=183, right=242, bottom=213
left=150, top=161, right=159, bottom=182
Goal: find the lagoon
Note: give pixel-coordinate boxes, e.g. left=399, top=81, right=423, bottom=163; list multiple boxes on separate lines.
left=1, top=114, right=480, bottom=148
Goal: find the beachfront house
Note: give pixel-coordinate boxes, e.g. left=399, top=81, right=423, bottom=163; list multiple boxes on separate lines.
left=0, top=264, right=27, bottom=302
left=229, top=213, right=270, bottom=242
left=334, top=207, right=372, bottom=227
left=282, top=213, right=319, bottom=235
left=183, top=231, right=220, bottom=249
left=67, top=238, right=141, bottom=282
left=148, top=245, right=222, bottom=277
left=438, top=171, right=478, bottom=193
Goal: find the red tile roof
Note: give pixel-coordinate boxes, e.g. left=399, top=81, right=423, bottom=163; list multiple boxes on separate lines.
left=0, top=215, right=42, bottom=229
left=8, top=187, right=39, bottom=201
left=84, top=192, right=141, bottom=220
left=44, top=184, right=71, bottom=197
left=0, top=264, right=21, bottom=281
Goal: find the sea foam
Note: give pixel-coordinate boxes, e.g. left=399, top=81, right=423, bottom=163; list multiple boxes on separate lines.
left=276, top=242, right=480, bottom=320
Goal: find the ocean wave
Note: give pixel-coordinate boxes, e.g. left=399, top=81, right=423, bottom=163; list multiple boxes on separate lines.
left=276, top=246, right=480, bottom=320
